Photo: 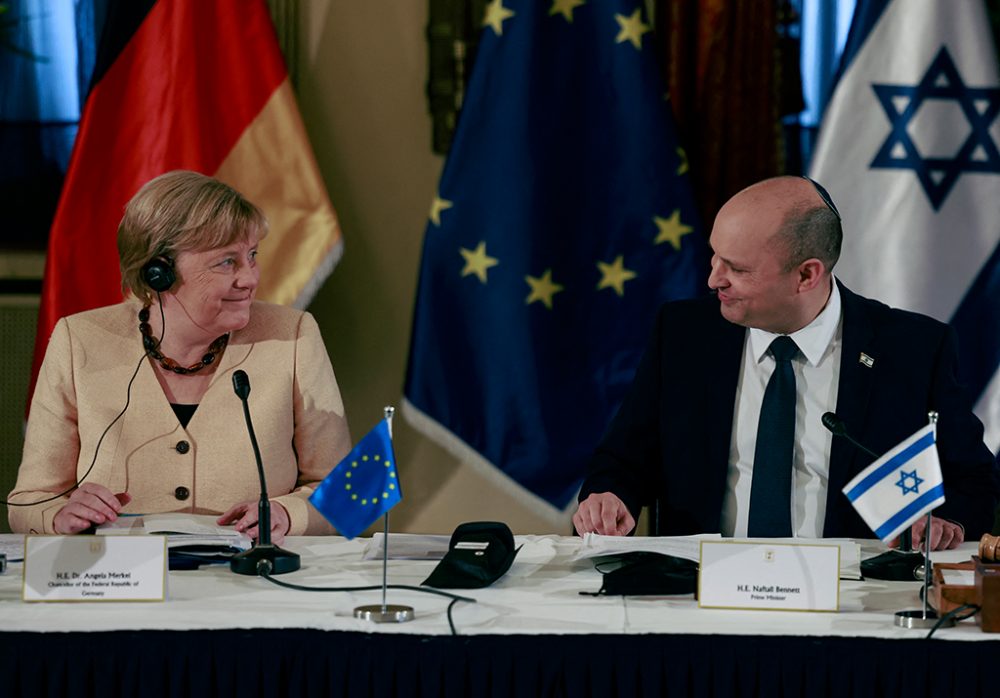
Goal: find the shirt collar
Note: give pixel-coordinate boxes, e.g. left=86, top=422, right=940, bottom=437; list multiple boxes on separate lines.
left=749, top=278, right=842, bottom=367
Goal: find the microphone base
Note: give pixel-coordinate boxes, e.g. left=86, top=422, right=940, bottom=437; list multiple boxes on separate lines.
left=230, top=544, right=301, bottom=576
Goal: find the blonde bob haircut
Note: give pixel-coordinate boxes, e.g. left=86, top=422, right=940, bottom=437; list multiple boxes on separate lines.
left=118, top=170, right=268, bottom=305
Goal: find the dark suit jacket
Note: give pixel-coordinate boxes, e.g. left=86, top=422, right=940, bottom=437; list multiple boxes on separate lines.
left=580, top=282, right=1000, bottom=539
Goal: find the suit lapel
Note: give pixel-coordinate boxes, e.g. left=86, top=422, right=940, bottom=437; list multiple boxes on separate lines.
left=827, top=282, right=878, bottom=523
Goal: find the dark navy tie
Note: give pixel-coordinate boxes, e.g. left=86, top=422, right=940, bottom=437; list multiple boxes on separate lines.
left=748, top=336, right=799, bottom=537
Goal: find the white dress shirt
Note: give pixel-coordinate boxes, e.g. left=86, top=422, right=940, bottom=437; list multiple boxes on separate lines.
left=720, top=280, right=843, bottom=538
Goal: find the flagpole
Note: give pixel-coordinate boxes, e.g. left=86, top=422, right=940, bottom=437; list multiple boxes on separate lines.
left=920, top=412, right=937, bottom=620
left=922, top=508, right=933, bottom=621
left=894, top=411, right=953, bottom=629
left=354, top=406, right=414, bottom=623
left=382, top=407, right=393, bottom=612
left=381, top=511, right=389, bottom=612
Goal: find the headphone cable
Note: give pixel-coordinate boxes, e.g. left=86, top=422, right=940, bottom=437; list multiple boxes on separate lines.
left=4, top=295, right=164, bottom=508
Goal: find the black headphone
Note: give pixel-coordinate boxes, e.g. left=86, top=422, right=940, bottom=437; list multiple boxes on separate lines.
left=141, top=256, right=176, bottom=293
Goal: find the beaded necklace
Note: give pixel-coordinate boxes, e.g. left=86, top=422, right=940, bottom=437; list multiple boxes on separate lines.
left=139, top=305, right=228, bottom=375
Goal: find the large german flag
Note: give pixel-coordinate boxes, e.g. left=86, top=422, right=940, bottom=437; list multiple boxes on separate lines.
left=30, top=0, right=341, bottom=398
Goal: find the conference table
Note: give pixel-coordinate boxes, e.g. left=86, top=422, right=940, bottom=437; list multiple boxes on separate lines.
left=0, top=534, right=996, bottom=697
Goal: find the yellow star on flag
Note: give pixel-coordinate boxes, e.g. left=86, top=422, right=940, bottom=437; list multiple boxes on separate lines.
left=483, top=0, right=515, bottom=36
left=550, top=0, right=585, bottom=23
left=525, top=269, right=564, bottom=309
left=596, top=255, right=637, bottom=296
left=460, top=241, right=499, bottom=283
left=429, top=195, right=453, bottom=227
left=614, top=8, right=651, bottom=50
left=676, top=147, right=689, bottom=175
left=653, top=210, right=694, bottom=250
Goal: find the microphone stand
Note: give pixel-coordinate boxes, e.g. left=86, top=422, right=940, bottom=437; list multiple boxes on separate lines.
left=230, top=370, right=301, bottom=576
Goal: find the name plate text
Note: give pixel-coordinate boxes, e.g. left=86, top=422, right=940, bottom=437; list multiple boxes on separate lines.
left=698, top=540, right=839, bottom=612
left=24, top=535, right=167, bottom=602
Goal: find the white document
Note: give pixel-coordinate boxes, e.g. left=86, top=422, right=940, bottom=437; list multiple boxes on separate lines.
left=23, top=535, right=167, bottom=602
left=0, top=533, right=25, bottom=563
left=573, top=533, right=723, bottom=563
left=941, top=569, right=975, bottom=586
left=699, top=540, right=840, bottom=612
left=362, top=532, right=451, bottom=560
left=98, top=513, right=251, bottom=550
left=572, top=534, right=860, bottom=579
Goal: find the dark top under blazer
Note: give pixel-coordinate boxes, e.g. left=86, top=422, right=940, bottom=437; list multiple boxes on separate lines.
left=580, top=281, right=1000, bottom=539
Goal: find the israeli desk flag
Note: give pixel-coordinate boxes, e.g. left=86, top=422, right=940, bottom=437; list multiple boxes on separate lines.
left=842, top=425, right=945, bottom=543
left=810, top=0, right=1000, bottom=451
left=403, top=0, right=707, bottom=514
left=309, top=419, right=402, bottom=540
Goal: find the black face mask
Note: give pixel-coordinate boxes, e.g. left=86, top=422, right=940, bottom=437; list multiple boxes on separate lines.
left=422, top=521, right=520, bottom=589
left=587, top=551, right=699, bottom=596
left=860, top=550, right=925, bottom=581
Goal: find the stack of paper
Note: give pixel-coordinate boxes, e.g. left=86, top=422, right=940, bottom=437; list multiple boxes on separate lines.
left=573, top=534, right=862, bottom=580
left=361, top=532, right=451, bottom=560
left=98, top=513, right=251, bottom=551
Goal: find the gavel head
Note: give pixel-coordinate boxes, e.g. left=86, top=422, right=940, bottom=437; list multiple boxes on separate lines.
left=979, top=534, right=1000, bottom=562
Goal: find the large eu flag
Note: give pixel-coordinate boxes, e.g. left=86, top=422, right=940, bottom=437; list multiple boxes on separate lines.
left=403, top=0, right=708, bottom=512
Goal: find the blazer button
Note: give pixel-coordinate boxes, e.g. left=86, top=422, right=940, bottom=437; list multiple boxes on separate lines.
left=175, top=440, right=190, bottom=454
left=174, top=486, right=190, bottom=501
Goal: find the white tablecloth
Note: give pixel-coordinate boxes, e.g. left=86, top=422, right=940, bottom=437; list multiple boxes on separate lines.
left=0, top=534, right=992, bottom=640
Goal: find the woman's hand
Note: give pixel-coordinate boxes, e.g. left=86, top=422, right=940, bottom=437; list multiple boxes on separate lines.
left=52, top=484, right=132, bottom=534
left=217, top=500, right=291, bottom=544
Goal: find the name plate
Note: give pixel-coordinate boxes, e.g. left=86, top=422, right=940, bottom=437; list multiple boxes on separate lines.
left=23, top=535, right=167, bottom=602
left=698, top=541, right=839, bottom=612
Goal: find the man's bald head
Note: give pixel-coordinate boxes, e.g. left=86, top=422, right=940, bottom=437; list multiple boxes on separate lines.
left=708, top=176, right=841, bottom=334
left=727, top=176, right=843, bottom=273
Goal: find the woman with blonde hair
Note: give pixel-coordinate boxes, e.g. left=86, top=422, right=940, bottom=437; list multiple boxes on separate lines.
left=9, top=170, right=351, bottom=541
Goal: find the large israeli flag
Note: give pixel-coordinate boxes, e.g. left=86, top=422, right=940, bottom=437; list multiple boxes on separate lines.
left=843, top=424, right=945, bottom=542
left=810, top=0, right=1000, bottom=451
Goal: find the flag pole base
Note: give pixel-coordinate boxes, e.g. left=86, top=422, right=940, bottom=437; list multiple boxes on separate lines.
left=354, top=604, right=414, bottom=623
left=894, top=609, right=953, bottom=629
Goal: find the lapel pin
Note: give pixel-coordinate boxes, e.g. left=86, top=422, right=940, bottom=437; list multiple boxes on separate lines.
left=859, top=352, right=874, bottom=368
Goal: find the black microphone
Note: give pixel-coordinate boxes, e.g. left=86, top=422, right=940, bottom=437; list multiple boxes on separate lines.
left=821, top=412, right=879, bottom=459
left=822, top=411, right=915, bottom=555
left=228, top=370, right=301, bottom=576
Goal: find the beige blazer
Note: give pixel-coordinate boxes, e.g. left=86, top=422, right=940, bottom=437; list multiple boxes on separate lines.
left=8, top=299, right=352, bottom=535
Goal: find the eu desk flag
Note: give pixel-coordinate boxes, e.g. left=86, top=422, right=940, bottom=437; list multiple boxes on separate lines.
left=309, top=420, right=402, bottom=540
left=403, top=0, right=708, bottom=513
left=810, top=0, right=1000, bottom=451
left=843, top=425, right=945, bottom=543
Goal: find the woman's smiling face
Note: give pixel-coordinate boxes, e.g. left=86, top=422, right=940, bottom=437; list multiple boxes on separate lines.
left=170, top=234, right=261, bottom=336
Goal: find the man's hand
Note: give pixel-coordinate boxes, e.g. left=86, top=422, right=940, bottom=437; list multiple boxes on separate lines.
left=572, top=492, right=635, bottom=536
left=888, top=515, right=963, bottom=551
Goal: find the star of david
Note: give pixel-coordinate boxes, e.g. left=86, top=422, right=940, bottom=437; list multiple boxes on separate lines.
left=895, top=469, right=924, bottom=496
left=870, top=47, right=1000, bottom=210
